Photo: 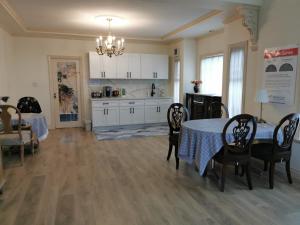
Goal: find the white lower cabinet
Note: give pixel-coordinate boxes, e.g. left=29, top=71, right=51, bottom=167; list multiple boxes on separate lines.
left=92, top=98, right=172, bottom=128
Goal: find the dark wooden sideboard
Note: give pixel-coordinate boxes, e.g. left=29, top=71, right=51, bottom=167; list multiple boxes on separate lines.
left=185, top=93, right=222, bottom=120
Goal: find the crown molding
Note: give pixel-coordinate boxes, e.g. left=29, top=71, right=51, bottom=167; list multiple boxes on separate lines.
left=161, top=10, right=223, bottom=40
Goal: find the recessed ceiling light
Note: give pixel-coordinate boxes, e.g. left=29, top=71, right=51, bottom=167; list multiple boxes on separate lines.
left=95, top=16, right=127, bottom=27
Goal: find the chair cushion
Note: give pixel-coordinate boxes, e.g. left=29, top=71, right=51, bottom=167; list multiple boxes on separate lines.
left=0, top=130, right=32, bottom=146
left=251, top=142, right=273, bottom=160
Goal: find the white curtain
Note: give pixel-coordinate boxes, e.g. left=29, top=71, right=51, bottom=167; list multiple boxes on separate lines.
left=228, top=48, right=245, bottom=117
left=173, top=60, right=180, bottom=103
left=201, top=55, right=223, bottom=96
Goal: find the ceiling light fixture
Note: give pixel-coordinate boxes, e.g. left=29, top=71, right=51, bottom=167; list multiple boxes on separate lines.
left=96, top=18, right=125, bottom=57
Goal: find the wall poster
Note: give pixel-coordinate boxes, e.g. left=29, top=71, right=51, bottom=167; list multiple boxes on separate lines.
left=263, top=45, right=298, bottom=105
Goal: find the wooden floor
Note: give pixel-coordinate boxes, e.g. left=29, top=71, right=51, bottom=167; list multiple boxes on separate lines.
left=1, top=128, right=300, bottom=225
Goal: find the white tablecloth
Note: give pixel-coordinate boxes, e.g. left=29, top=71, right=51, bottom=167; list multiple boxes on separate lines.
left=178, top=118, right=277, bottom=176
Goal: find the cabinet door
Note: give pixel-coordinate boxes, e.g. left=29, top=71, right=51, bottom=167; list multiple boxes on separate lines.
left=141, top=54, right=155, bottom=79
left=89, top=52, right=101, bottom=79
left=92, top=108, right=106, bottom=127
left=159, top=104, right=170, bottom=122
left=105, top=107, right=120, bottom=126
left=103, top=56, right=117, bottom=79
left=119, top=107, right=132, bottom=125
left=128, top=54, right=141, bottom=79
left=155, top=55, right=169, bottom=79
left=131, top=106, right=145, bottom=124
left=117, top=54, right=129, bottom=79
left=145, top=105, right=159, bottom=123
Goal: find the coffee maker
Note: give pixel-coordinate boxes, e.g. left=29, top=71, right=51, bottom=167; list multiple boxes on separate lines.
left=103, top=86, right=112, bottom=97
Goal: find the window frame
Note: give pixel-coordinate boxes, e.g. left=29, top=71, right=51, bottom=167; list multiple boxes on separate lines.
left=226, top=41, right=248, bottom=115
left=199, top=52, right=224, bottom=96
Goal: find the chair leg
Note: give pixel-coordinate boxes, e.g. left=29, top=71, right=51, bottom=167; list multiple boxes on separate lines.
left=245, top=163, right=253, bottom=190
left=269, top=161, right=275, bottom=189
left=167, top=143, right=172, bottom=161
left=286, top=160, right=293, bottom=184
left=20, top=144, right=24, bottom=165
left=235, top=165, right=239, bottom=176
left=203, top=165, right=208, bottom=177
left=220, top=164, right=226, bottom=192
left=264, top=160, right=268, bottom=171
left=175, top=145, right=179, bottom=170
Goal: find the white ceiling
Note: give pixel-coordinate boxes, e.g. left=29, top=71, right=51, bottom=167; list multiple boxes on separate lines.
left=3, top=0, right=263, bottom=40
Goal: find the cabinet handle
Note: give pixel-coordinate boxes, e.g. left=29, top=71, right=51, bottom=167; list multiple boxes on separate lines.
left=104, top=108, right=106, bottom=115
left=104, top=72, right=106, bottom=78
left=156, top=72, right=158, bottom=78
left=126, top=72, right=128, bottom=78
left=106, top=109, right=108, bottom=115
left=159, top=106, right=161, bottom=112
left=130, top=108, right=132, bottom=114
left=133, top=108, right=135, bottom=114
left=153, top=72, right=155, bottom=78
left=130, top=72, right=132, bottom=78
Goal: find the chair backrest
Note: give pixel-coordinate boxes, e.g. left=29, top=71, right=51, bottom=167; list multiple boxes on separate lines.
left=167, top=103, right=189, bottom=134
left=0, top=105, right=21, bottom=134
left=273, top=113, right=299, bottom=152
left=209, top=102, right=229, bottom=118
left=17, top=97, right=42, bottom=113
left=222, top=114, right=257, bottom=155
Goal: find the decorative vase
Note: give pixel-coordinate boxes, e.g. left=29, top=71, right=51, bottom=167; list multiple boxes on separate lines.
left=193, top=85, right=199, bottom=93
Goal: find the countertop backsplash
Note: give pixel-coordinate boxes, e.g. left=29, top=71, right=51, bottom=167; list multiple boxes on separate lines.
left=88, top=79, right=169, bottom=98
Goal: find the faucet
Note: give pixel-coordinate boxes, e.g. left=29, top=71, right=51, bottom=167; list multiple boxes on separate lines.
left=151, top=83, right=155, bottom=97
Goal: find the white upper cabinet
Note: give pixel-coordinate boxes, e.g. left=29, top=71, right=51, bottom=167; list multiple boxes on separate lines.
left=89, top=52, right=168, bottom=79
left=117, top=54, right=141, bottom=79
left=141, top=54, right=169, bottom=79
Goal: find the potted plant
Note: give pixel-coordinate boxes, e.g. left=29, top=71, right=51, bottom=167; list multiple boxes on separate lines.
left=191, top=80, right=202, bottom=93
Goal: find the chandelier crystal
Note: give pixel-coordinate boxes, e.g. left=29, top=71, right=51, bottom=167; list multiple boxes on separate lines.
left=96, top=18, right=125, bottom=57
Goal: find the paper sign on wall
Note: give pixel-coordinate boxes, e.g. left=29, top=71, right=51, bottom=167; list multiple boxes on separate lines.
left=263, top=45, right=298, bottom=105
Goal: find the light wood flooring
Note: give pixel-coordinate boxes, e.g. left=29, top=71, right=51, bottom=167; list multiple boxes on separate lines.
left=1, top=128, right=300, bottom=225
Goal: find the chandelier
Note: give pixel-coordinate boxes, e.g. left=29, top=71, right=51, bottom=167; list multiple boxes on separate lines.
left=96, top=18, right=125, bottom=57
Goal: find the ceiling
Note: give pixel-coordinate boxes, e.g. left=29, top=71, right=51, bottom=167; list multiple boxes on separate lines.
left=0, top=0, right=263, bottom=41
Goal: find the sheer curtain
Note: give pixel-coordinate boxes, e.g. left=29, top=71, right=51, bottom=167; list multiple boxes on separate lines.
left=173, top=60, right=180, bottom=103
left=201, top=55, right=223, bottom=96
left=228, top=47, right=245, bottom=117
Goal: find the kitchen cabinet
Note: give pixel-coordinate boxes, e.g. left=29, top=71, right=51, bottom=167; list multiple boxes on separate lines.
left=117, top=54, right=141, bottom=79
left=141, top=54, right=168, bottom=79
left=89, top=52, right=168, bottom=80
left=91, top=101, right=119, bottom=127
left=89, top=52, right=117, bottom=79
left=91, top=98, right=172, bottom=128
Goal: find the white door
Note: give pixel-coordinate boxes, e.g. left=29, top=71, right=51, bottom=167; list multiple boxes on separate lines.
left=89, top=52, right=101, bottom=79
left=105, top=107, right=120, bottom=126
left=141, top=54, right=154, bottom=79
left=92, top=108, right=105, bottom=127
left=103, top=56, right=117, bottom=79
left=119, top=107, right=132, bottom=125
left=128, top=54, right=141, bottom=79
left=117, top=54, right=129, bottom=79
left=49, top=56, right=82, bottom=128
left=145, top=105, right=159, bottom=123
left=131, top=106, right=145, bottom=124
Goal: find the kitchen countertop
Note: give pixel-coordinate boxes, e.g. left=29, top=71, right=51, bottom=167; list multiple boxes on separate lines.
left=91, top=96, right=173, bottom=101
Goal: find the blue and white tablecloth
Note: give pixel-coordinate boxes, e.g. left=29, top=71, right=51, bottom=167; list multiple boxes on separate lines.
left=12, top=113, right=48, bottom=141
left=178, top=118, right=277, bottom=176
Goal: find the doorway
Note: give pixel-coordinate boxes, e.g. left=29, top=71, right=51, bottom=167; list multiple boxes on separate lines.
left=48, top=56, right=83, bottom=128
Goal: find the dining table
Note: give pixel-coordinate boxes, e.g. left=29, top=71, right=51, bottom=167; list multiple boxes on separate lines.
left=12, top=113, right=48, bottom=141
left=178, top=118, right=278, bottom=176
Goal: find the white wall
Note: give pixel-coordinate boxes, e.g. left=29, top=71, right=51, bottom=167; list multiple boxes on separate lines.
left=8, top=37, right=169, bottom=128
left=0, top=27, right=13, bottom=96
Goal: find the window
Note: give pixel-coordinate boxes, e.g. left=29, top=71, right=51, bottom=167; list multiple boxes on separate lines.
left=227, top=46, right=246, bottom=117
left=200, top=54, right=224, bottom=96
left=173, top=60, right=180, bottom=103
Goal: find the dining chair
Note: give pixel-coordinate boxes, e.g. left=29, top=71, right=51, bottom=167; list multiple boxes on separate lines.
left=208, top=114, right=257, bottom=192
left=251, top=113, right=299, bottom=189
left=17, top=97, right=42, bottom=113
left=0, top=105, right=34, bottom=165
left=167, top=103, right=189, bottom=170
left=208, top=102, right=229, bottom=118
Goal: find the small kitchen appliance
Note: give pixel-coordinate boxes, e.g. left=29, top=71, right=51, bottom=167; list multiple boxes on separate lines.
left=103, top=86, right=113, bottom=97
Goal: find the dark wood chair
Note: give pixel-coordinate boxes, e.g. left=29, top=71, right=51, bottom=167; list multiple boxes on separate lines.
left=251, top=113, right=299, bottom=189
left=208, top=114, right=257, bottom=192
left=167, top=103, right=189, bottom=170
left=17, top=97, right=42, bottom=113
left=208, top=102, right=229, bottom=118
